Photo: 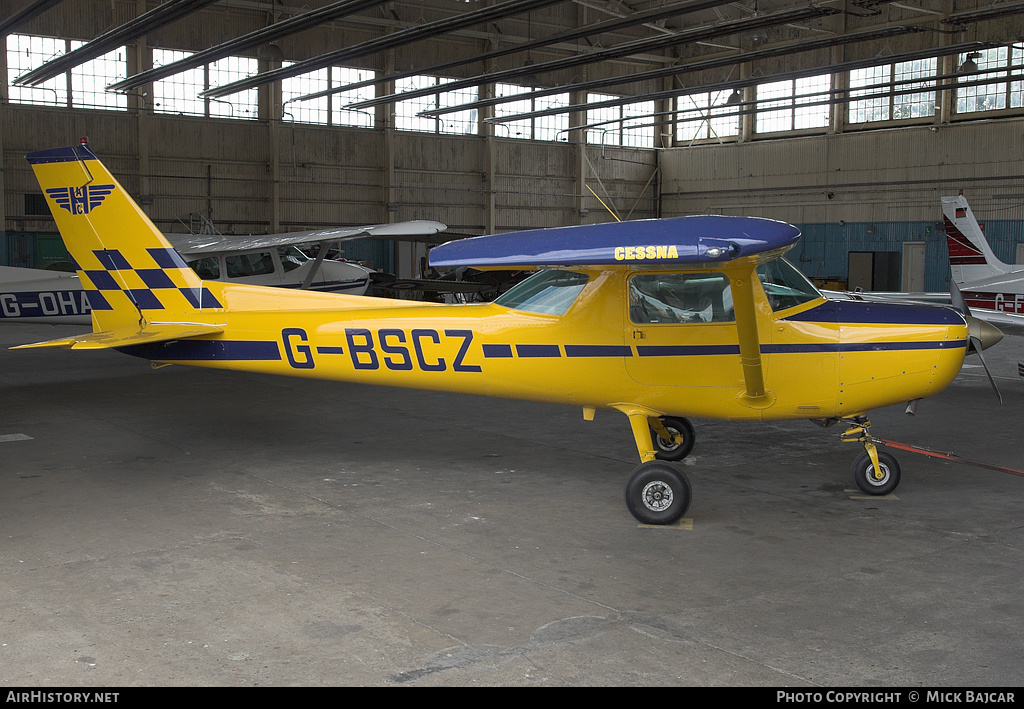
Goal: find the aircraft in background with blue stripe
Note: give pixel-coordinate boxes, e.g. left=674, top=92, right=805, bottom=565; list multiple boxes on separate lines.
left=11, top=142, right=1003, bottom=525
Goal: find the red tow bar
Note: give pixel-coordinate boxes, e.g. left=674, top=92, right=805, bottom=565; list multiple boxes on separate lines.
left=876, top=438, right=1024, bottom=479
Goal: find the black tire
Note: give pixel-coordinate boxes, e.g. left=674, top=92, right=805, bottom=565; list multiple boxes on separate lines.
left=651, top=417, right=695, bottom=461
left=851, top=450, right=902, bottom=496
left=625, top=461, right=692, bottom=525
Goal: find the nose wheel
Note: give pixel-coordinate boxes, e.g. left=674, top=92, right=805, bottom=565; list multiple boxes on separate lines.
left=851, top=450, right=902, bottom=496
left=841, top=417, right=902, bottom=496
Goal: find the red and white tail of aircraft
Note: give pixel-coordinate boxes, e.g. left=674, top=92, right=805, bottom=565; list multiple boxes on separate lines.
left=942, top=193, right=1024, bottom=336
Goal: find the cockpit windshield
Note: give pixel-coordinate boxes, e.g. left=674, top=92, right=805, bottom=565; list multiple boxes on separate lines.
left=756, top=258, right=822, bottom=311
left=493, top=269, right=589, bottom=315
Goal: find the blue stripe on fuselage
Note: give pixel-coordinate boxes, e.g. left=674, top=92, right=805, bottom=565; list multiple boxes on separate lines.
left=784, top=299, right=964, bottom=326
left=118, top=340, right=281, bottom=361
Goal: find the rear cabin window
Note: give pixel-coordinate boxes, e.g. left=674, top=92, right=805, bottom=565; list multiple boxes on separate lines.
left=494, top=269, right=589, bottom=315
left=756, top=259, right=821, bottom=311
left=188, top=256, right=220, bottom=279
left=630, top=273, right=734, bottom=324
left=226, top=251, right=275, bottom=278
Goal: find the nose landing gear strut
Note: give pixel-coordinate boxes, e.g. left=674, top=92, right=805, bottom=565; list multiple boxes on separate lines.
left=840, top=416, right=902, bottom=496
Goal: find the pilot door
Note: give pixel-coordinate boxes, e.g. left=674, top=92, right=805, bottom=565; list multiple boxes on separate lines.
left=625, top=272, right=744, bottom=389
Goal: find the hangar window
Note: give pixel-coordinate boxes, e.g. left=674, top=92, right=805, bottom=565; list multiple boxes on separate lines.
left=630, top=274, right=734, bottom=325
left=755, top=75, right=830, bottom=133
left=586, top=93, right=655, bottom=147
left=395, top=76, right=477, bottom=135
left=208, top=56, right=258, bottom=119
left=955, top=46, right=1024, bottom=115
left=69, top=44, right=127, bottom=110
left=494, top=270, right=589, bottom=315
left=849, top=58, right=936, bottom=124
left=281, top=65, right=377, bottom=127
left=675, top=90, right=741, bottom=143
left=6, top=34, right=68, bottom=107
left=152, top=49, right=205, bottom=116
left=331, top=66, right=376, bottom=128
left=152, top=49, right=257, bottom=119
left=6, top=34, right=126, bottom=111
left=494, top=84, right=570, bottom=141
left=282, top=65, right=330, bottom=125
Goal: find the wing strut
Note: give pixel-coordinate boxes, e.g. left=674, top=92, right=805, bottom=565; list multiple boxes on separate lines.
left=301, top=241, right=334, bottom=290
left=731, top=265, right=772, bottom=406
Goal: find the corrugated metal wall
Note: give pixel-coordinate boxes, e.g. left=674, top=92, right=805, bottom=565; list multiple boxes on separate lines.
left=2, top=104, right=659, bottom=272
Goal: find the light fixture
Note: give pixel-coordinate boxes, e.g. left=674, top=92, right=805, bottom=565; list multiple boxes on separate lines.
left=725, top=89, right=742, bottom=105
left=959, top=52, right=981, bottom=74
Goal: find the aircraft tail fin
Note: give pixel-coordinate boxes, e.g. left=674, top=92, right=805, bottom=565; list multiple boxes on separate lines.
left=941, top=194, right=1012, bottom=284
left=26, top=143, right=224, bottom=334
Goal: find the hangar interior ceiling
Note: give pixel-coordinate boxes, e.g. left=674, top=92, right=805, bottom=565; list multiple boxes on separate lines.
left=1, top=0, right=1023, bottom=284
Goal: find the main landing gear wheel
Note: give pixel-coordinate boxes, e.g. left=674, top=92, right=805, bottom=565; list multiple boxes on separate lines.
left=851, top=450, right=902, bottom=496
left=625, top=461, right=692, bottom=525
left=651, top=417, right=695, bottom=462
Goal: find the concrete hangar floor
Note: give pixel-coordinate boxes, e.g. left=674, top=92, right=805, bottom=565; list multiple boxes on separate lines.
left=1, top=322, right=1022, bottom=687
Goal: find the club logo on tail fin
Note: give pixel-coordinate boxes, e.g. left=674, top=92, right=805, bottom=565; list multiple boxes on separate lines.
left=45, top=184, right=115, bottom=215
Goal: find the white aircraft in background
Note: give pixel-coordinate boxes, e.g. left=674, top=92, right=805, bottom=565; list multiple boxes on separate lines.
left=1, top=220, right=447, bottom=325
left=942, top=193, right=1024, bottom=334
left=826, top=193, right=1020, bottom=383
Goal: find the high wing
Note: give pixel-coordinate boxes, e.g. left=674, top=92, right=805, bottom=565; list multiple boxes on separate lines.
left=166, top=220, right=448, bottom=256
left=429, top=215, right=801, bottom=269
left=430, top=214, right=803, bottom=405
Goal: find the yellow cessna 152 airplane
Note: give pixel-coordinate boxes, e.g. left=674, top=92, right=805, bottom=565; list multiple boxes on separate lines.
left=14, top=143, right=999, bottom=524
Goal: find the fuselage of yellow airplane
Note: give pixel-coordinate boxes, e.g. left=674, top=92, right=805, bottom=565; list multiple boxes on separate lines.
left=118, top=265, right=969, bottom=423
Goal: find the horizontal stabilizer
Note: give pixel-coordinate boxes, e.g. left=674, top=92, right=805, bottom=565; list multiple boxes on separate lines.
left=13, top=322, right=224, bottom=351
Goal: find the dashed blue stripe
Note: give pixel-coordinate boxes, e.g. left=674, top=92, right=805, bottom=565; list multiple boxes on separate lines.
left=120, top=340, right=281, bottom=361
left=516, top=344, right=561, bottom=358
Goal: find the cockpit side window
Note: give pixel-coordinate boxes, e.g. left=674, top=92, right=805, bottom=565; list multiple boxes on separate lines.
left=494, top=270, right=589, bottom=315
left=629, top=273, right=734, bottom=324
left=277, top=246, right=307, bottom=273
left=756, top=258, right=822, bottom=311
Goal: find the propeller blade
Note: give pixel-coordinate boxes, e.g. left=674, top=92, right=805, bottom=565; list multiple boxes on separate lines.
left=952, top=280, right=1004, bottom=351
left=951, top=280, right=969, bottom=315
left=970, top=335, right=1003, bottom=404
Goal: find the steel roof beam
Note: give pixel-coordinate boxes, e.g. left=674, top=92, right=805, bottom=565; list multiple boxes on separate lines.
left=417, top=24, right=922, bottom=119
left=347, top=4, right=840, bottom=110
left=201, top=0, right=570, bottom=99
left=289, top=0, right=736, bottom=104
left=106, top=0, right=393, bottom=93
left=0, top=0, right=67, bottom=37
left=13, top=0, right=219, bottom=87
left=484, top=39, right=995, bottom=127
